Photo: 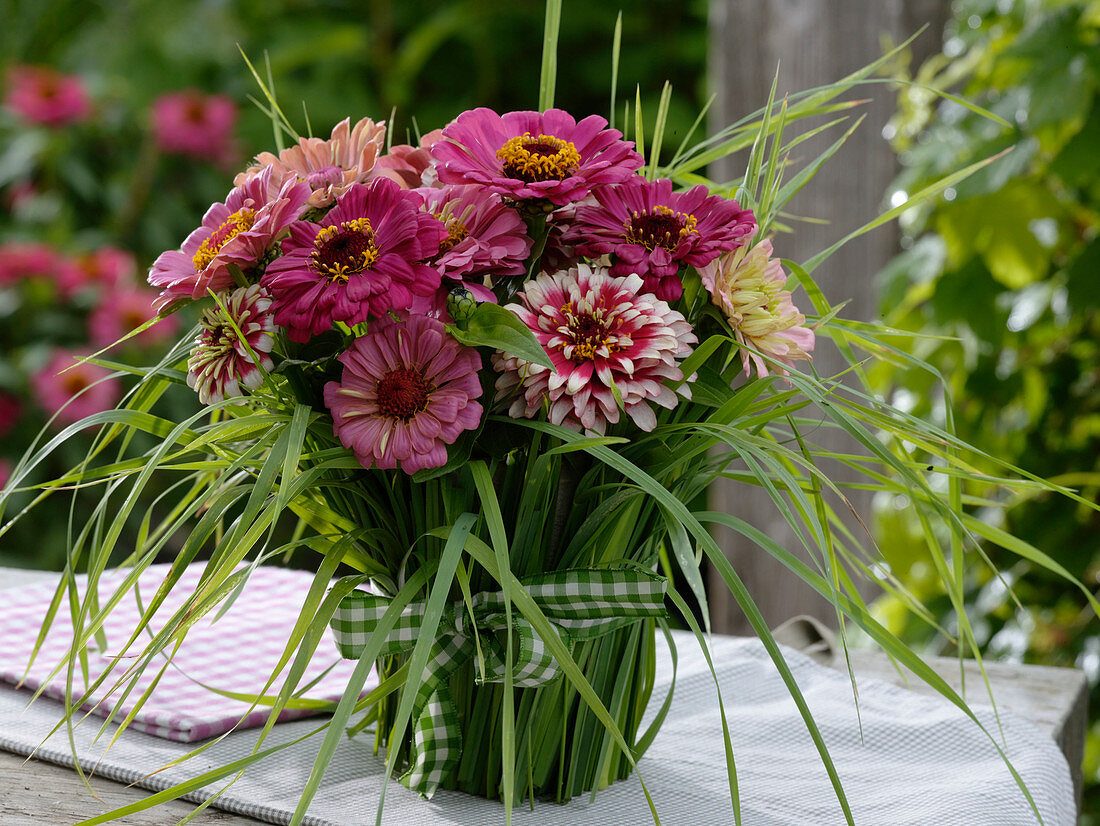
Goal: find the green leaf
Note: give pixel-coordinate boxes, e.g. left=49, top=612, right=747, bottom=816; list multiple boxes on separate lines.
left=448, top=302, right=554, bottom=370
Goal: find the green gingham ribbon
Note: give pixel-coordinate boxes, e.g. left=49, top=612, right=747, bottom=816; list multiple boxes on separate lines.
left=330, top=567, right=667, bottom=797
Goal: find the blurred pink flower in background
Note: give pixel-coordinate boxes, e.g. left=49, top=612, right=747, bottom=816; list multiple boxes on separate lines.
left=0, top=459, right=11, bottom=492
left=4, top=65, right=91, bottom=127
left=152, top=91, right=237, bottom=162
left=57, top=247, right=137, bottom=297
left=0, top=393, right=21, bottom=437
left=32, top=349, right=121, bottom=426
left=0, top=242, right=68, bottom=287
left=89, top=285, right=179, bottom=348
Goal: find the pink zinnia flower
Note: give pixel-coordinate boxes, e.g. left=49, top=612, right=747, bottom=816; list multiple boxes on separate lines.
left=4, top=66, right=91, bottom=127
left=323, top=314, right=483, bottom=474
left=152, top=91, right=237, bottom=162
left=433, top=108, right=643, bottom=206
left=410, top=184, right=532, bottom=316
left=371, top=129, right=444, bottom=189
left=186, top=285, right=276, bottom=405
left=262, top=178, right=446, bottom=342
left=0, top=393, right=21, bottom=437
left=59, top=247, right=137, bottom=296
left=32, top=349, right=121, bottom=426
left=562, top=177, right=756, bottom=301
left=493, top=264, right=695, bottom=434
left=89, top=285, right=180, bottom=349
left=235, top=117, right=386, bottom=209
left=148, top=166, right=309, bottom=313
left=699, top=238, right=815, bottom=378
left=0, top=242, right=65, bottom=287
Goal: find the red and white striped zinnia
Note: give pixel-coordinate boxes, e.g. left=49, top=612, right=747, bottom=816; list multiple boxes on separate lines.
left=493, top=264, right=695, bottom=434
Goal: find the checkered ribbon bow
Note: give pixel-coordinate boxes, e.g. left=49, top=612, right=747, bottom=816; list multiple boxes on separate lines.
left=330, top=567, right=667, bottom=797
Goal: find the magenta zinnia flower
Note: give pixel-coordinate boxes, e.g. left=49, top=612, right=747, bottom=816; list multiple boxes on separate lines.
left=323, top=314, right=483, bottom=474
left=262, top=178, right=446, bottom=342
left=562, top=177, right=756, bottom=301
left=493, top=264, right=696, bottom=434
left=148, top=166, right=309, bottom=313
left=4, top=65, right=91, bottom=127
left=410, top=184, right=532, bottom=315
left=152, top=90, right=237, bottom=162
left=32, top=349, right=121, bottom=426
left=699, top=238, right=815, bottom=378
left=186, top=285, right=276, bottom=405
left=433, top=108, right=643, bottom=206
left=236, top=117, right=386, bottom=209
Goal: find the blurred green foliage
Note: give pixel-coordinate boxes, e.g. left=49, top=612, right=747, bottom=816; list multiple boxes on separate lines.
left=0, top=0, right=708, bottom=569
left=872, top=0, right=1100, bottom=814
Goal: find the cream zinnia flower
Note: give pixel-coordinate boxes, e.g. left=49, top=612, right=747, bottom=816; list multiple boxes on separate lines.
left=700, top=238, right=815, bottom=378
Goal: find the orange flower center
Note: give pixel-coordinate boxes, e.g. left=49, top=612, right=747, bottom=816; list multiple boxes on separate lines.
left=192, top=208, right=256, bottom=272
left=496, top=133, right=581, bottom=183
left=312, top=218, right=378, bottom=283
left=623, top=205, right=697, bottom=251
left=376, top=367, right=433, bottom=419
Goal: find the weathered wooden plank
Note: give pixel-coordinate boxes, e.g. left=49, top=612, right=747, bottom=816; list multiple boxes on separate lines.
left=0, top=750, right=260, bottom=825
left=705, top=0, right=948, bottom=635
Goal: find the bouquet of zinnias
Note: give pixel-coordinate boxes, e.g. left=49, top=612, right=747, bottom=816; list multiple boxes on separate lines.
left=4, top=29, right=1079, bottom=825
left=142, top=104, right=815, bottom=800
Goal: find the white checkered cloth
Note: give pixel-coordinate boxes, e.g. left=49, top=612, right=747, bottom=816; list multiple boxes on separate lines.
left=0, top=565, right=366, bottom=742
left=0, top=568, right=1077, bottom=825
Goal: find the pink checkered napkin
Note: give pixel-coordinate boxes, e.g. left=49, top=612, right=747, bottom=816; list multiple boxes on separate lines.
left=0, top=565, right=371, bottom=742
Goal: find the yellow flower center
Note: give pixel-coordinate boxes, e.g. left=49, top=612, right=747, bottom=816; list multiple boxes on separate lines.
left=496, top=133, right=581, bottom=183
left=311, top=218, right=379, bottom=283
left=437, top=219, right=468, bottom=257
left=192, top=208, right=256, bottom=272
left=623, top=205, right=697, bottom=251
left=558, top=301, right=622, bottom=362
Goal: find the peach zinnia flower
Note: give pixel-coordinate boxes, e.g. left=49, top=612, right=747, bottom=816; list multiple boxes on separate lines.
left=699, top=238, right=815, bottom=378
left=493, top=264, right=695, bottom=434
left=32, top=350, right=120, bottom=426
left=371, top=129, right=444, bottom=188
left=4, top=65, right=91, bottom=127
left=323, top=314, right=483, bottom=474
left=235, top=116, right=386, bottom=209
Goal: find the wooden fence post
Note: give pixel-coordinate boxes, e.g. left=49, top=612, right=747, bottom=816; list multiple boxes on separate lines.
left=706, top=0, right=948, bottom=635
